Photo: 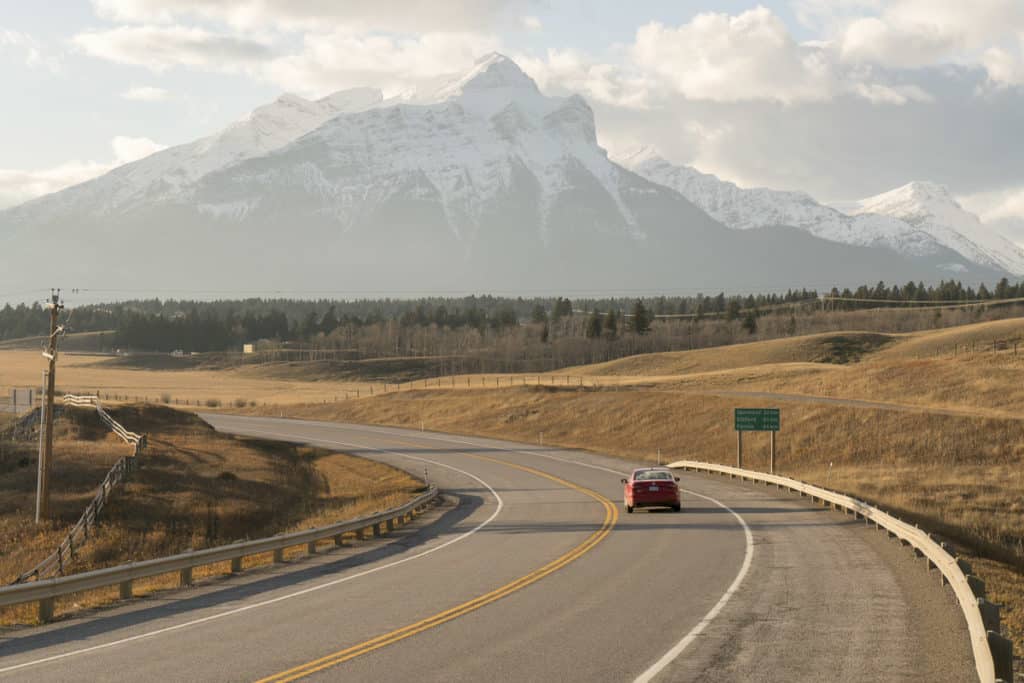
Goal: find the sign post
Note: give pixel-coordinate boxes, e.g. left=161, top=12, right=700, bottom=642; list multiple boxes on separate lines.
left=734, top=408, right=780, bottom=473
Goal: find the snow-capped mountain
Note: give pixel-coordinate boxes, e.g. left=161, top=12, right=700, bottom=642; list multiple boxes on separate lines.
left=838, top=182, right=1024, bottom=276
left=10, top=87, right=385, bottom=222
left=624, top=150, right=1024, bottom=276
left=622, top=149, right=944, bottom=258
left=0, top=54, right=1006, bottom=299
left=194, top=53, right=638, bottom=241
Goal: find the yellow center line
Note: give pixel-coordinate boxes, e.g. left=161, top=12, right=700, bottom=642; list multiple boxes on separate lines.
left=254, top=447, right=619, bottom=683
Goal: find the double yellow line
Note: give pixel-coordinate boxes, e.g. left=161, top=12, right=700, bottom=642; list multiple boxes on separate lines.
left=256, top=453, right=618, bottom=683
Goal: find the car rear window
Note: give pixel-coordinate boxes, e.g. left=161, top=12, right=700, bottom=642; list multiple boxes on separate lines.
left=635, top=471, right=672, bottom=481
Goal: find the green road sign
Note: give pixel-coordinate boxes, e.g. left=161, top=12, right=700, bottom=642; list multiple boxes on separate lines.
left=734, top=408, right=780, bottom=432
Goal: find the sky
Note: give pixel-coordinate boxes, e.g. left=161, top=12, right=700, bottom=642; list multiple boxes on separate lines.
left=2, top=0, right=1024, bottom=233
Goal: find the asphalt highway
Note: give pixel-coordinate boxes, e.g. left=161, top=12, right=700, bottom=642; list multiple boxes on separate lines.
left=0, top=416, right=975, bottom=682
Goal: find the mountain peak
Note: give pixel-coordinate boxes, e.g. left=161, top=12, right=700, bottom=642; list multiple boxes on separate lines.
left=892, top=180, right=954, bottom=202
left=616, top=146, right=666, bottom=169
left=435, top=53, right=539, bottom=102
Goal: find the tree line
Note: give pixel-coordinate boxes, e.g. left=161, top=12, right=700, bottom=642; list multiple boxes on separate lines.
left=0, top=279, right=1021, bottom=360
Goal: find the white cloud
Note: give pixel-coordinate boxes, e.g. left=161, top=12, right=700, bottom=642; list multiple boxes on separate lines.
left=0, top=136, right=166, bottom=209
left=0, top=161, right=110, bottom=209
left=111, top=135, right=167, bottom=163
left=836, top=0, right=1024, bottom=85
left=517, top=49, right=652, bottom=109
left=850, top=81, right=933, bottom=105
left=73, top=24, right=273, bottom=72
left=264, top=30, right=499, bottom=97
left=121, top=85, right=169, bottom=101
left=90, top=0, right=527, bottom=32
left=631, top=8, right=838, bottom=104
left=0, top=28, right=63, bottom=72
left=983, top=45, right=1024, bottom=86
left=520, top=7, right=929, bottom=108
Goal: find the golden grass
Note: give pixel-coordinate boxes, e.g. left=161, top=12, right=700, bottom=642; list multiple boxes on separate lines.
left=0, top=350, right=399, bottom=407
left=872, top=316, right=1024, bottom=361
left=570, top=331, right=898, bottom=376
left=254, top=384, right=1024, bottom=655
left=0, top=405, right=420, bottom=625
left=5, top=316, right=1024, bottom=650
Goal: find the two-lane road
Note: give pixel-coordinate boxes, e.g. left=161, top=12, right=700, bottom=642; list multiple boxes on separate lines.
left=0, top=416, right=974, bottom=681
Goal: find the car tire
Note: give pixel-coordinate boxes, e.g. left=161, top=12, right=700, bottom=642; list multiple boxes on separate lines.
left=672, top=504, right=682, bottom=512
left=625, top=503, right=634, bottom=513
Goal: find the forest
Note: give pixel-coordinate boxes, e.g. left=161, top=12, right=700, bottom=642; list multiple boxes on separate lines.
left=0, top=279, right=1022, bottom=373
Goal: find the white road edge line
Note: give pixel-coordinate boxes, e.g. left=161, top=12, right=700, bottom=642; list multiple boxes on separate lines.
left=0, top=435, right=504, bottom=675
left=271, top=419, right=757, bottom=682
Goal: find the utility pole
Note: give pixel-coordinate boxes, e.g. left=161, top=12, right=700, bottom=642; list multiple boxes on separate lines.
left=36, top=289, right=64, bottom=524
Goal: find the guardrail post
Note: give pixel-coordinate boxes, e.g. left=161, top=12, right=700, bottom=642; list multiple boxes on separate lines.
left=358, top=527, right=371, bottom=540
left=977, top=598, right=1001, bottom=632
left=966, top=575, right=986, bottom=598
left=386, top=518, right=395, bottom=531
left=230, top=557, right=243, bottom=574
left=333, top=534, right=345, bottom=547
left=307, top=541, right=317, bottom=555
left=987, top=631, right=1013, bottom=682
left=179, top=567, right=193, bottom=586
left=273, top=548, right=285, bottom=563
left=38, top=598, right=55, bottom=623
left=119, top=580, right=132, bottom=600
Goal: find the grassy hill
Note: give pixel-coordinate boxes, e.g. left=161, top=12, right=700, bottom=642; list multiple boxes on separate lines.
left=0, top=405, right=420, bottom=624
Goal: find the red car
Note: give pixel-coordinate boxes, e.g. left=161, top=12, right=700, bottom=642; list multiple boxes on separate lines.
left=622, top=467, right=681, bottom=513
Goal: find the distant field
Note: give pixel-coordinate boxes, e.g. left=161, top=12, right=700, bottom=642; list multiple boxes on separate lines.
left=231, top=316, right=1024, bottom=656
left=0, top=405, right=421, bottom=624
left=571, top=331, right=898, bottom=375
left=0, top=330, right=115, bottom=353
left=3, top=316, right=1023, bottom=645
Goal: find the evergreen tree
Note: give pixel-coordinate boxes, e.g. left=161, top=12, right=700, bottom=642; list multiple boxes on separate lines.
left=319, top=305, right=339, bottom=335
left=531, top=304, right=548, bottom=324
left=585, top=310, right=603, bottom=339
left=630, top=300, right=652, bottom=335
left=604, top=310, right=618, bottom=340
left=726, top=299, right=742, bottom=321
left=742, top=311, right=758, bottom=335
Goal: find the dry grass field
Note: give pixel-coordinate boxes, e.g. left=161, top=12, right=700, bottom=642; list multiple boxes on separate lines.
left=2, top=317, right=1023, bottom=651
left=248, top=386, right=1024, bottom=653
left=0, top=405, right=421, bottom=624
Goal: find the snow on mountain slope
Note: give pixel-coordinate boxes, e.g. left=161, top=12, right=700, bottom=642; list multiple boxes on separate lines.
left=841, top=182, right=1024, bottom=276
left=623, top=150, right=944, bottom=258
left=196, top=53, right=639, bottom=242
left=2, top=53, right=1009, bottom=297
left=6, top=87, right=384, bottom=220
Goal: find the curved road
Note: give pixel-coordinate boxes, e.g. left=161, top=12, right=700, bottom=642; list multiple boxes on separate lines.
left=0, top=416, right=974, bottom=682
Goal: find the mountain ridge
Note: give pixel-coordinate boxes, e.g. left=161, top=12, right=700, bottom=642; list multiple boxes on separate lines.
left=623, top=150, right=1024, bottom=276
left=0, top=54, right=1008, bottom=300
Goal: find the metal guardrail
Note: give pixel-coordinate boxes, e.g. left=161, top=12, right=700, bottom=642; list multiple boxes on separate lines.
left=669, top=460, right=1013, bottom=683
left=0, top=486, right=438, bottom=622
